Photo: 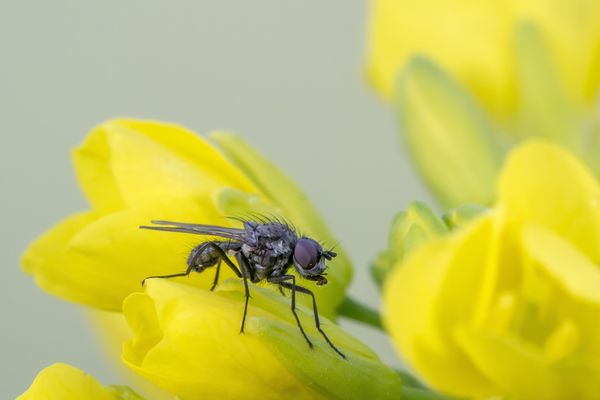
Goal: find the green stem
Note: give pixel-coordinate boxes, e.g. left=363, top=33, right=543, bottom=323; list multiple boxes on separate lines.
left=338, top=296, right=383, bottom=329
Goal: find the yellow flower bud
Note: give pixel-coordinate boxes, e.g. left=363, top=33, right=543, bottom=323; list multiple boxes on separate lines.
left=384, top=140, right=600, bottom=399
left=372, top=201, right=447, bottom=288
left=22, top=119, right=350, bottom=318
left=395, top=57, right=503, bottom=207
left=122, top=279, right=403, bottom=400
left=17, top=363, right=143, bottom=400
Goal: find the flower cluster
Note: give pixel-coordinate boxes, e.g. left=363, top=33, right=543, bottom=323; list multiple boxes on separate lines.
left=19, top=120, right=402, bottom=400
left=18, top=0, right=600, bottom=399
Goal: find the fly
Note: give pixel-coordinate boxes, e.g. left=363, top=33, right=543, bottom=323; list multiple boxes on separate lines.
left=140, top=217, right=346, bottom=359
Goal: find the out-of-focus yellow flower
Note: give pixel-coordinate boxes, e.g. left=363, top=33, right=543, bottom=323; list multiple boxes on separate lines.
left=22, top=119, right=351, bottom=318
left=122, top=279, right=403, bottom=400
left=367, top=1, right=600, bottom=208
left=17, top=363, right=144, bottom=400
left=366, top=0, right=600, bottom=117
left=385, top=140, right=600, bottom=399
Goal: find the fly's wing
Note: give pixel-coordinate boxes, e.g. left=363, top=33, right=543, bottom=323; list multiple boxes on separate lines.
left=140, top=220, right=246, bottom=240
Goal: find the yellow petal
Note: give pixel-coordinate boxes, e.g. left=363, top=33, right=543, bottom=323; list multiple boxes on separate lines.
left=498, top=140, right=600, bottom=260
left=514, top=0, right=600, bottom=107
left=122, top=279, right=401, bottom=400
left=17, top=363, right=120, bottom=400
left=366, top=0, right=514, bottom=115
left=366, top=0, right=600, bottom=116
left=22, top=211, right=104, bottom=305
left=24, top=195, right=237, bottom=310
left=456, top=327, right=600, bottom=400
left=522, top=224, right=600, bottom=305
left=384, top=214, right=496, bottom=396
left=73, top=119, right=256, bottom=210
left=88, top=310, right=175, bottom=400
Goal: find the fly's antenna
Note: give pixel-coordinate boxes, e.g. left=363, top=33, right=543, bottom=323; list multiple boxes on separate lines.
left=328, top=240, right=341, bottom=253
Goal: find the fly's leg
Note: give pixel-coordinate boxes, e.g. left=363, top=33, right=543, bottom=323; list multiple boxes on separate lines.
left=271, top=275, right=346, bottom=359
left=210, top=259, right=222, bottom=291
left=267, top=275, right=313, bottom=350
left=142, top=263, right=194, bottom=286
left=235, top=253, right=253, bottom=334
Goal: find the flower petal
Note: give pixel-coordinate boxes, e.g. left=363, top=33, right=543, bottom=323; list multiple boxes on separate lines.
left=73, top=119, right=256, bottom=210
left=24, top=195, right=236, bottom=310
left=456, top=327, right=600, bottom=400
left=366, top=0, right=513, bottom=114
left=122, top=280, right=323, bottom=399
left=522, top=224, right=600, bottom=305
left=498, top=140, right=600, bottom=260
left=17, top=363, right=124, bottom=400
left=122, top=279, right=401, bottom=400
left=22, top=211, right=104, bottom=305
left=384, top=215, right=496, bottom=396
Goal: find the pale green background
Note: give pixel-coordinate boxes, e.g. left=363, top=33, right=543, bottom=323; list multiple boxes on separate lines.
left=1, top=1, right=431, bottom=397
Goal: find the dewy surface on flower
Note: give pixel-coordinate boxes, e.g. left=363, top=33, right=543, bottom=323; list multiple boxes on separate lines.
left=18, top=363, right=145, bottom=400
left=384, top=140, right=600, bottom=399
left=366, top=0, right=600, bottom=118
left=22, top=119, right=351, bottom=318
left=122, top=279, right=402, bottom=400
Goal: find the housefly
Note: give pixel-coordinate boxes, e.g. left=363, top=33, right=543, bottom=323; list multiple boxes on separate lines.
left=140, top=217, right=346, bottom=358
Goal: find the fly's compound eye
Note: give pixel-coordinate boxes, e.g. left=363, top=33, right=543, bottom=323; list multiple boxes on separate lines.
left=294, top=238, right=320, bottom=270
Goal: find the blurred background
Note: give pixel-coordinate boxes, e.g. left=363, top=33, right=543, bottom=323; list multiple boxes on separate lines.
left=1, top=1, right=430, bottom=396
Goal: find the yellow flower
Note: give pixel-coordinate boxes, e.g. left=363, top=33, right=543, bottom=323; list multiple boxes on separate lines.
left=122, top=279, right=402, bottom=400
left=367, top=1, right=600, bottom=208
left=366, top=0, right=600, bottom=118
left=384, top=140, right=600, bottom=398
left=22, top=119, right=351, bottom=318
left=17, top=363, right=144, bottom=400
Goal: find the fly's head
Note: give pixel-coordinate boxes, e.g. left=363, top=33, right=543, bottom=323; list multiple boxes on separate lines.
left=292, top=237, right=337, bottom=285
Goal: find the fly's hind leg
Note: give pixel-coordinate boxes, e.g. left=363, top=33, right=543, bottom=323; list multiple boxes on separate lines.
left=142, top=241, right=241, bottom=288
left=141, top=263, right=195, bottom=286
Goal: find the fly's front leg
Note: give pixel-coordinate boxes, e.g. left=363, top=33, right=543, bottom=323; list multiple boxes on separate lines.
left=267, top=275, right=313, bottom=350
left=235, top=253, right=253, bottom=334
left=274, top=277, right=346, bottom=359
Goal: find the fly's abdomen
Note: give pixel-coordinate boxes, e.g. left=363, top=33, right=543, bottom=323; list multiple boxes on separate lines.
left=187, top=241, right=239, bottom=271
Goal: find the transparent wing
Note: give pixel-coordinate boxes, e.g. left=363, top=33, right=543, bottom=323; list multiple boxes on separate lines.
left=140, top=220, right=246, bottom=240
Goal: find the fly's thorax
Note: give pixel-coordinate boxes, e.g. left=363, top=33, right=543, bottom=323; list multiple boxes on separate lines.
left=241, top=222, right=297, bottom=270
